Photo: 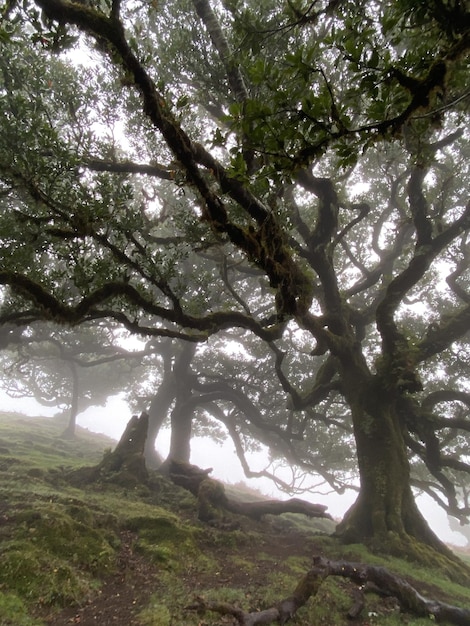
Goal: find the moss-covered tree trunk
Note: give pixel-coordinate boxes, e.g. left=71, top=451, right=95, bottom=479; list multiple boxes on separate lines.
left=144, top=340, right=177, bottom=467
left=83, top=411, right=149, bottom=487
left=336, top=369, right=462, bottom=571
left=337, top=396, right=440, bottom=546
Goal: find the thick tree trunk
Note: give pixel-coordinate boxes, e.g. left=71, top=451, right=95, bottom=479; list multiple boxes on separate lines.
left=163, top=342, right=196, bottom=464
left=167, top=400, right=193, bottom=462
left=336, top=374, right=466, bottom=575
left=61, top=361, right=79, bottom=439
left=144, top=380, right=175, bottom=468
left=144, top=340, right=177, bottom=467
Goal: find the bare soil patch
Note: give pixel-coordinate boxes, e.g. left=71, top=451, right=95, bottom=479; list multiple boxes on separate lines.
left=39, top=532, right=158, bottom=626
left=39, top=523, right=323, bottom=626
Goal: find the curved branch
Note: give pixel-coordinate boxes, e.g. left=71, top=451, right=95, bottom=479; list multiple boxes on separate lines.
left=418, top=303, right=470, bottom=361
left=423, top=389, right=470, bottom=411
left=314, top=556, right=470, bottom=625
left=190, top=379, right=303, bottom=441
left=191, top=0, right=248, bottom=104
left=406, top=433, right=469, bottom=520
left=295, top=47, right=469, bottom=168
left=187, top=565, right=327, bottom=626
left=446, top=251, right=470, bottom=303
left=377, top=202, right=470, bottom=353
left=0, top=271, right=284, bottom=341
left=85, top=157, right=175, bottom=179
left=269, top=342, right=339, bottom=410
left=296, top=171, right=339, bottom=248
left=205, top=402, right=303, bottom=493
left=188, top=555, right=470, bottom=626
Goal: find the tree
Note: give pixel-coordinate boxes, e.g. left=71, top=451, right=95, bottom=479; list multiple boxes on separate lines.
left=0, top=321, right=143, bottom=436
left=0, top=0, right=470, bottom=571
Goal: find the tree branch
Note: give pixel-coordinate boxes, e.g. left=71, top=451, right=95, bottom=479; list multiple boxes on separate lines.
left=377, top=202, right=470, bottom=355
left=0, top=271, right=284, bottom=341
left=187, top=555, right=470, bottom=625
left=85, top=157, right=175, bottom=180
left=418, top=303, right=470, bottom=361
left=191, top=0, right=248, bottom=104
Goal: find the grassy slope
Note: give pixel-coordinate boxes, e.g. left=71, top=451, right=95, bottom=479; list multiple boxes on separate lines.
left=0, top=412, right=469, bottom=626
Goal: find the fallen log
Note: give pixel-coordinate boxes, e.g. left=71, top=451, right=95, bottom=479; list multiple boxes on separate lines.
left=168, top=460, right=332, bottom=523
left=186, top=555, right=470, bottom=626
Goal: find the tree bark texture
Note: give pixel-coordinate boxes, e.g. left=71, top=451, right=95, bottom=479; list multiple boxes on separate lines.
left=187, top=556, right=470, bottom=626
left=66, top=411, right=150, bottom=487
left=94, top=411, right=149, bottom=483
left=335, top=366, right=470, bottom=581
left=335, top=355, right=455, bottom=552
left=144, top=378, right=175, bottom=468
left=168, top=460, right=332, bottom=523
left=166, top=343, right=197, bottom=463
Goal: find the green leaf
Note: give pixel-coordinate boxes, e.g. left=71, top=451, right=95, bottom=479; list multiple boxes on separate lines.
left=176, top=94, right=189, bottom=109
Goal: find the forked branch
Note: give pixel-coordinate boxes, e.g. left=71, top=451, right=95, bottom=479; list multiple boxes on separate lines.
left=187, top=556, right=470, bottom=625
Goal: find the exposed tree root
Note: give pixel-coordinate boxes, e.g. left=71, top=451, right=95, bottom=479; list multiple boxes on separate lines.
left=319, top=557, right=470, bottom=625
left=168, top=460, right=332, bottom=523
left=186, top=566, right=328, bottom=626
left=186, top=556, right=470, bottom=625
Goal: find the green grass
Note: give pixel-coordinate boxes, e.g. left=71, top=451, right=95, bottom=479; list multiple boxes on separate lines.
left=0, top=412, right=469, bottom=625
left=0, top=592, right=44, bottom=626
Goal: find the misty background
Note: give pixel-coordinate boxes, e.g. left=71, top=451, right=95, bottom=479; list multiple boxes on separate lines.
left=2, top=390, right=467, bottom=547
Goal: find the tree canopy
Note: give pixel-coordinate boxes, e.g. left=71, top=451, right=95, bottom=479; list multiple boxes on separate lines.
left=1, top=0, right=470, bottom=567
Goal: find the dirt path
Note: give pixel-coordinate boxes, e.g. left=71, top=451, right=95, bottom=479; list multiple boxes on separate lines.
left=39, top=532, right=158, bottom=626
left=39, top=526, right=321, bottom=625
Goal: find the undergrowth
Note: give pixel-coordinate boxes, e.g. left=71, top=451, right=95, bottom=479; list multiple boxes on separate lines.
left=0, top=412, right=469, bottom=626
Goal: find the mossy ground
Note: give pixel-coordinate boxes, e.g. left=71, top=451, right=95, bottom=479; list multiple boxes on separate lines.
left=0, top=412, right=469, bottom=625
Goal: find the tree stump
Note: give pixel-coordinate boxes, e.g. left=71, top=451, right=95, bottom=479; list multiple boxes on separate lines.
left=68, top=412, right=150, bottom=487
left=96, top=412, right=149, bottom=484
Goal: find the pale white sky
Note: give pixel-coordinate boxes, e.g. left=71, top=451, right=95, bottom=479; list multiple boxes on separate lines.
left=1, top=391, right=467, bottom=547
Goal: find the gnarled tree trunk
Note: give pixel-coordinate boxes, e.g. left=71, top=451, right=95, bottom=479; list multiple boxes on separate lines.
left=336, top=369, right=466, bottom=576
left=93, top=411, right=149, bottom=485
left=161, top=342, right=197, bottom=465
left=144, top=380, right=175, bottom=468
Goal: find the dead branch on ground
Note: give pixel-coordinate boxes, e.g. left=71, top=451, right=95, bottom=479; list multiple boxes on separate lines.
left=186, top=555, right=470, bottom=625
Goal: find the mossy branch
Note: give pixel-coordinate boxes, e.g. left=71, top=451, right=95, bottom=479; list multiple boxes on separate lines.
left=0, top=271, right=284, bottom=340
left=34, top=0, right=314, bottom=320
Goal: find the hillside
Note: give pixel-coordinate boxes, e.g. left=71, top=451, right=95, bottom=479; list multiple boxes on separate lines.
left=0, top=412, right=469, bottom=626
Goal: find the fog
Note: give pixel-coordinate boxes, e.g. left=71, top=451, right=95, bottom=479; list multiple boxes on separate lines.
left=1, top=391, right=467, bottom=547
